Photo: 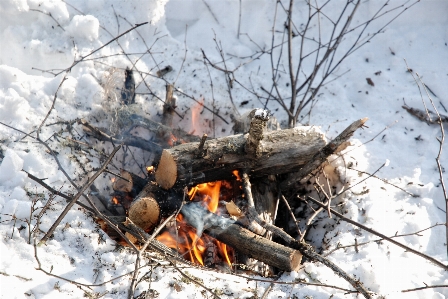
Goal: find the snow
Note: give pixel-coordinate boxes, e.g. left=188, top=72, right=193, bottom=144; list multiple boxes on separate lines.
left=0, top=0, right=447, bottom=298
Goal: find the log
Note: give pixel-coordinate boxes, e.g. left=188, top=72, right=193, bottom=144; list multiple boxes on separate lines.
left=280, top=118, right=368, bottom=191
left=181, top=203, right=302, bottom=272
left=155, top=125, right=327, bottom=189
left=113, top=169, right=148, bottom=196
left=127, top=182, right=182, bottom=232
left=241, top=175, right=278, bottom=276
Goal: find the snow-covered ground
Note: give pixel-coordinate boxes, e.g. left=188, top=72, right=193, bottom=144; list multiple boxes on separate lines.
left=1, top=0, right=447, bottom=298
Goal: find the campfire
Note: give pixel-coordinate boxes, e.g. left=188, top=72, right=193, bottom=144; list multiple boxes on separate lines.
left=91, top=104, right=367, bottom=275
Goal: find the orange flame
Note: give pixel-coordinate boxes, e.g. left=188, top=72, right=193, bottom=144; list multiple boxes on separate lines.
left=111, top=197, right=119, bottom=205
left=188, top=181, right=221, bottom=213
left=167, top=133, right=178, bottom=147
left=190, top=96, right=204, bottom=135
left=232, top=170, right=241, bottom=181
left=156, top=180, right=234, bottom=267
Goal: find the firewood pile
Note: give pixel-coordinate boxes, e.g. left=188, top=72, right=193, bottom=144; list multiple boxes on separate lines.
left=81, top=88, right=371, bottom=297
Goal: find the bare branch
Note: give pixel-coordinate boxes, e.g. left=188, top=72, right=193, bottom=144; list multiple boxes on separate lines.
left=304, top=196, right=448, bottom=271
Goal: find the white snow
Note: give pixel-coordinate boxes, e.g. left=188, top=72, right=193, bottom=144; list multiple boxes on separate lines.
left=0, top=0, right=447, bottom=298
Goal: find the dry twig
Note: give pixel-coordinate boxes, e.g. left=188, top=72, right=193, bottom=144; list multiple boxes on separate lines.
left=405, top=60, right=448, bottom=257
left=39, top=144, right=122, bottom=244
left=304, top=196, right=448, bottom=271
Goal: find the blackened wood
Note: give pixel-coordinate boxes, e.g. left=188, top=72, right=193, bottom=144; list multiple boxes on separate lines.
left=201, top=211, right=302, bottom=272
left=80, top=118, right=163, bottom=155
left=121, top=68, right=135, bottom=105
left=128, top=182, right=182, bottom=231
left=113, top=169, right=148, bottom=196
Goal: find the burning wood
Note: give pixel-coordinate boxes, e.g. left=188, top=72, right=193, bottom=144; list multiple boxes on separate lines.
left=99, top=109, right=367, bottom=275
left=181, top=202, right=302, bottom=272
left=155, top=121, right=327, bottom=189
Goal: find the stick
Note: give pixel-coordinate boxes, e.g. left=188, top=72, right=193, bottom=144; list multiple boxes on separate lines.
left=79, top=119, right=163, bottom=155
left=54, top=22, right=149, bottom=76
left=280, top=117, right=368, bottom=190
left=39, top=144, right=122, bottom=244
left=161, top=84, right=176, bottom=127
left=305, top=196, right=448, bottom=271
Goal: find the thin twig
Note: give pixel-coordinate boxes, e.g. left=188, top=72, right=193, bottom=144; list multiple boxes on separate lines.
left=36, top=75, right=67, bottom=139
left=405, top=60, right=448, bottom=258
left=349, top=166, right=419, bottom=197
left=324, top=223, right=446, bottom=257
left=23, top=170, right=95, bottom=213
left=128, top=214, right=176, bottom=299
left=304, top=196, right=448, bottom=271
left=402, top=284, right=448, bottom=293
left=29, top=9, right=65, bottom=31
left=280, top=194, right=303, bottom=238
left=54, top=22, right=148, bottom=76
left=39, top=144, right=122, bottom=244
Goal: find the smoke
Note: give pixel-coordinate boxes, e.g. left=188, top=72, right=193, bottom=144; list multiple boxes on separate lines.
left=180, top=202, right=234, bottom=237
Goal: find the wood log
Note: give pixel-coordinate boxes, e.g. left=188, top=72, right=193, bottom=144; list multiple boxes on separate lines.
left=155, top=126, right=327, bottom=189
left=113, top=169, right=148, bottom=195
left=181, top=203, right=302, bottom=272
left=127, top=182, right=182, bottom=232
left=210, top=222, right=301, bottom=272
left=240, top=175, right=278, bottom=276
left=280, top=118, right=368, bottom=191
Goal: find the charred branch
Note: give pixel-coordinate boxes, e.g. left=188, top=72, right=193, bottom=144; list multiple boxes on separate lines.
left=181, top=203, right=302, bottom=272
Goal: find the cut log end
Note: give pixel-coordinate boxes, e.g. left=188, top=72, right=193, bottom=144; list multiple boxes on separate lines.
left=113, top=169, right=133, bottom=193
left=155, top=150, right=177, bottom=189
left=290, top=251, right=303, bottom=271
left=128, top=196, right=160, bottom=231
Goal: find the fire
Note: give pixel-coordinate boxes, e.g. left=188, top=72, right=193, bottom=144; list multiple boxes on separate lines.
left=232, top=170, right=241, bottom=181
left=167, top=133, right=178, bottom=147
left=190, top=96, right=204, bottom=135
left=111, top=197, right=119, bottom=205
left=188, top=181, right=221, bottom=213
left=156, top=180, right=234, bottom=267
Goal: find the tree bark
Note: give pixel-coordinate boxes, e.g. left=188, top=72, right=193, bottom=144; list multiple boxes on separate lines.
left=208, top=222, right=302, bottom=272
left=155, top=126, right=327, bottom=189
left=280, top=118, right=368, bottom=191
